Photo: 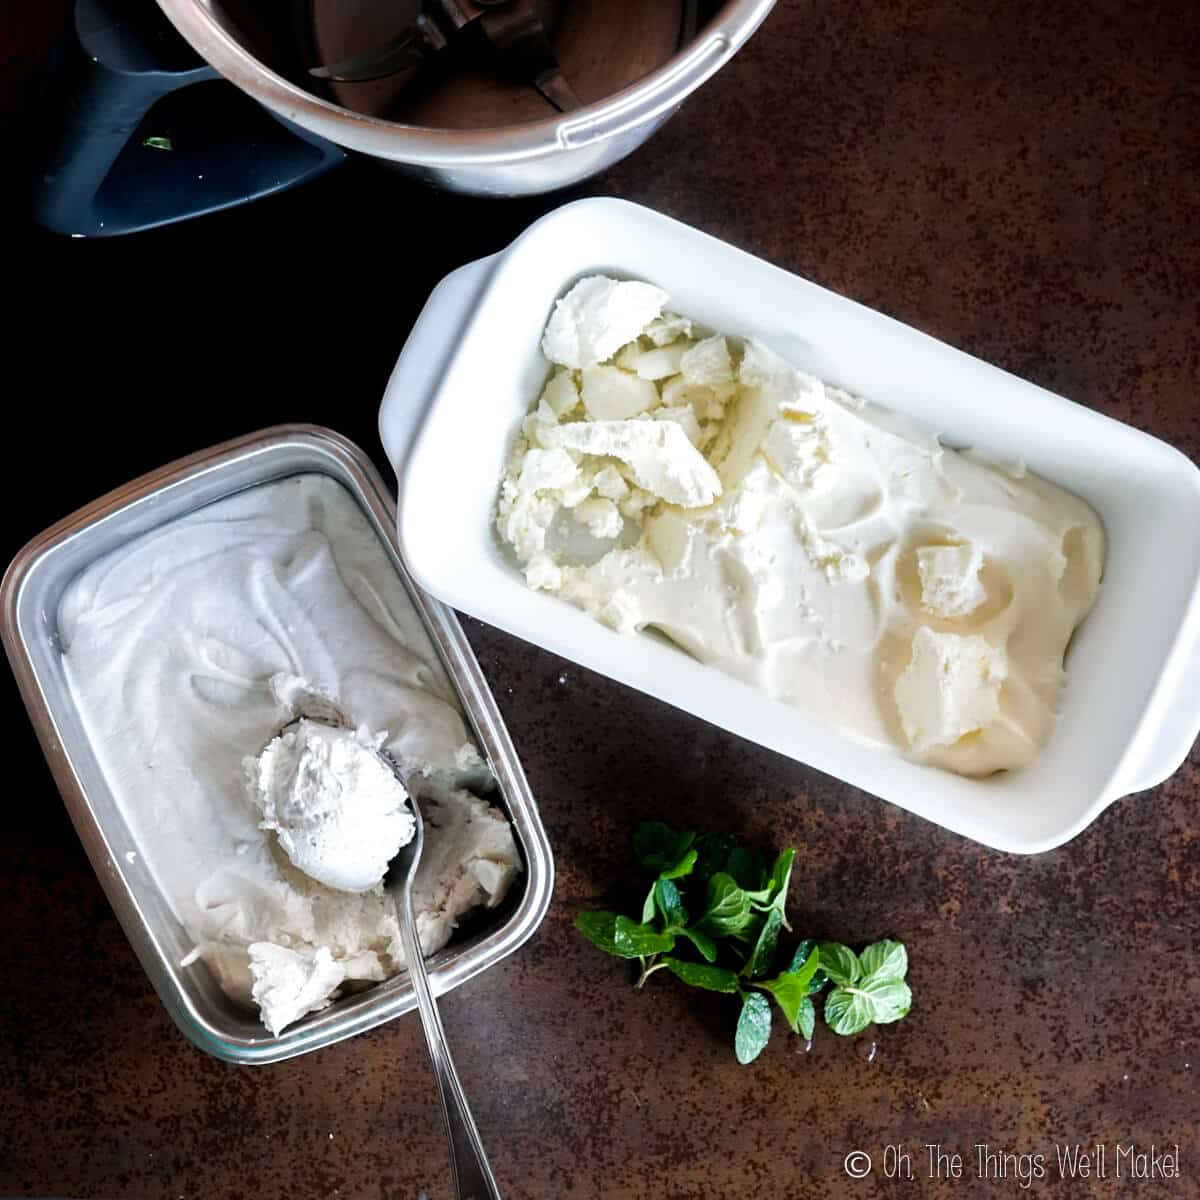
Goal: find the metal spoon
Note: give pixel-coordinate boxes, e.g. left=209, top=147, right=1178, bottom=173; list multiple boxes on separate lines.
left=259, top=709, right=502, bottom=1199
left=386, top=782, right=503, bottom=1200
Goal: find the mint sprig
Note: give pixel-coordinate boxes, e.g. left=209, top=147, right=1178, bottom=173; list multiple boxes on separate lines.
left=574, top=821, right=914, bottom=1063
left=819, top=938, right=912, bottom=1035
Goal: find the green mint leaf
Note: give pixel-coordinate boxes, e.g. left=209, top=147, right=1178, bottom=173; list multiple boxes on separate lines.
left=693, top=872, right=756, bottom=938
left=756, top=948, right=820, bottom=1032
left=790, top=939, right=830, bottom=994
left=824, top=986, right=874, bottom=1036
left=735, top=991, right=772, bottom=1064
left=858, top=939, right=908, bottom=982
left=789, top=946, right=821, bottom=992
left=575, top=911, right=622, bottom=956
left=759, top=849, right=796, bottom=925
left=797, top=996, right=816, bottom=1042
left=692, top=831, right=737, bottom=881
left=727, top=846, right=770, bottom=892
left=660, top=848, right=698, bottom=881
left=632, top=821, right=696, bottom=874
left=741, top=908, right=783, bottom=979
left=817, top=941, right=861, bottom=987
left=662, top=958, right=740, bottom=993
left=857, top=975, right=912, bottom=1024
left=738, top=849, right=798, bottom=909
left=641, top=883, right=657, bottom=925
left=613, top=915, right=676, bottom=958
left=732, top=908, right=765, bottom=947
left=678, top=926, right=718, bottom=963
left=577, top=912, right=676, bottom=960
left=654, top=877, right=688, bottom=928
left=142, top=136, right=173, bottom=150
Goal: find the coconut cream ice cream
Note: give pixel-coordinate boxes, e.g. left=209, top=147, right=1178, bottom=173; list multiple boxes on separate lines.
left=61, top=474, right=520, bottom=1035
left=497, top=276, right=1105, bottom=776
left=246, top=717, right=416, bottom=895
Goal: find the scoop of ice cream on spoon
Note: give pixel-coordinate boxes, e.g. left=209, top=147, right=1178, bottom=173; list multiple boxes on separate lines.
left=245, top=718, right=415, bottom=893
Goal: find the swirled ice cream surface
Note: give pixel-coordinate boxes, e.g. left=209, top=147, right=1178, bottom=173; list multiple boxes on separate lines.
left=497, top=276, right=1105, bottom=776
left=61, top=474, right=519, bottom=1035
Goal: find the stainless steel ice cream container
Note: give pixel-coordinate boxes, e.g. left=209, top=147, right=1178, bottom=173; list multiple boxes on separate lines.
left=0, top=425, right=553, bottom=1064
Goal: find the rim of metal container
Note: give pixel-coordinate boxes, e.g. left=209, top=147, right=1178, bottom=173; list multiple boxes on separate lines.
left=0, top=424, right=554, bottom=1064
left=155, top=0, right=777, bottom=165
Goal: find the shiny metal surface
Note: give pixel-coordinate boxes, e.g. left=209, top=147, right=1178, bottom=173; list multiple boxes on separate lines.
left=391, top=790, right=503, bottom=1200
left=309, top=19, right=434, bottom=83
left=311, top=0, right=580, bottom=115
left=154, top=0, right=777, bottom=195
left=0, top=425, right=553, bottom=1064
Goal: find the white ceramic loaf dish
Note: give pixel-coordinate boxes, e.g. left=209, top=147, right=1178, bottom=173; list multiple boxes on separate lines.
left=380, top=198, right=1200, bottom=853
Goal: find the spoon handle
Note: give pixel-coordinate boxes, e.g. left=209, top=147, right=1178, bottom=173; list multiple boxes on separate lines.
left=397, top=886, right=503, bottom=1200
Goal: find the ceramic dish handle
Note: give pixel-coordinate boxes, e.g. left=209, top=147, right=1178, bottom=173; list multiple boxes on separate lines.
left=379, top=254, right=501, bottom=481
left=1122, top=625, right=1200, bottom=795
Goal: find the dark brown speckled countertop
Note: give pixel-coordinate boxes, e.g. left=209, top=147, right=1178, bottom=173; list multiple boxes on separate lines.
left=2, top=1, right=1198, bottom=1197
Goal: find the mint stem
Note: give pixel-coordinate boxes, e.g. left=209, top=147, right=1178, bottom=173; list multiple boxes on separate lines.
left=635, top=956, right=667, bottom=989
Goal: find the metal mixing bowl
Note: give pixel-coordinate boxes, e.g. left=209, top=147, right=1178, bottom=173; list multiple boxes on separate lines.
left=154, top=0, right=776, bottom=194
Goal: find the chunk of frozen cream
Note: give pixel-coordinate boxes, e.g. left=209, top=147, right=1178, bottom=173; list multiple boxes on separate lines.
left=541, top=275, right=667, bottom=369
left=581, top=364, right=659, bottom=420
left=517, top=447, right=578, bottom=495
left=916, top=542, right=987, bottom=618
left=894, top=627, right=1008, bottom=752
left=680, top=335, right=735, bottom=387
left=547, top=420, right=722, bottom=508
left=249, top=943, right=347, bottom=1036
left=245, top=719, right=416, bottom=894
left=618, top=342, right=687, bottom=380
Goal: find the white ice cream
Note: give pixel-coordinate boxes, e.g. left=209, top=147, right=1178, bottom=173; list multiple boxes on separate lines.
left=249, top=944, right=346, bottom=1036
left=541, top=275, right=667, bottom=368
left=894, top=628, right=1007, bottom=753
left=62, top=475, right=520, bottom=1034
left=246, top=718, right=416, bottom=894
left=545, top=420, right=722, bottom=508
left=497, top=275, right=1105, bottom=776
